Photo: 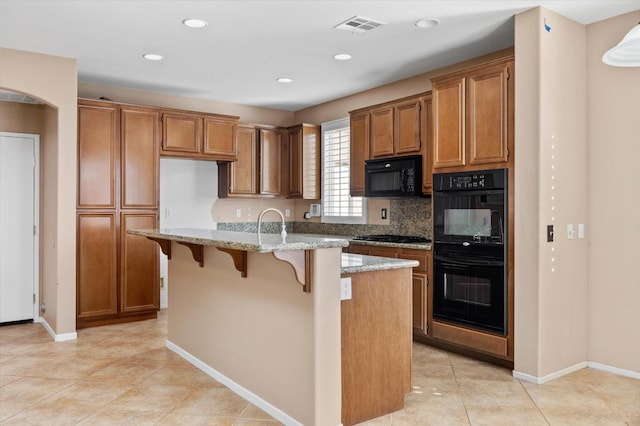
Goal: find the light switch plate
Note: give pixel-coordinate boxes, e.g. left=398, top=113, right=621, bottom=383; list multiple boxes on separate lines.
left=310, top=204, right=321, bottom=217
left=340, top=277, right=352, bottom=300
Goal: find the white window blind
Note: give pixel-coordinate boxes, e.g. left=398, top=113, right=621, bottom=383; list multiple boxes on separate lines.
left=322, top=118, right=365, bottom=224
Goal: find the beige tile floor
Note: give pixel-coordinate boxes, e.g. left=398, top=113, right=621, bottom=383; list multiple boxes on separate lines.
left=1, top=311, right=638, bottom=425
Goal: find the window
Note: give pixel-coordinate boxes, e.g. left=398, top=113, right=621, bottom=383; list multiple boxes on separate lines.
left=321, top=118, right=365, bottom=224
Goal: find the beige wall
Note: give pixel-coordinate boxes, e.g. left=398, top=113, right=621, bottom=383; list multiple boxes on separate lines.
left=0, top=48, right=77, bottom=335
left=515, top=7, right=640, bottom=379
left=79, top=82, right=294, bottom=127
left=293, top=48, right=513, bottom=125
left=168, top=244, right=342, bottom=425
left=0, top=102, right=45, bottom=133
left=515, top=7, right=590, bottom=379
left=586, top=11, right=640, bottom=373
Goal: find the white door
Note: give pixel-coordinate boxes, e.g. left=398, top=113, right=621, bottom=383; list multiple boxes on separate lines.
left=0, top=133, right=39, bottom=323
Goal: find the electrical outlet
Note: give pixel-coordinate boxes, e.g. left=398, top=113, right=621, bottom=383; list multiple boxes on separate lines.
left=285, top=208, right=291, bottom=217
left=578, top=223, right=585, bottom=239
left=567, top=224, right=574, bottom=240
left=381, top=208, right=387, bottom=220
left=160, top=277, right=165, bottom=289
left=235, top=208, right=242, bottom=218
left=340, top=277, right=352, bottom=300
left=547, top=225, right=554, bottom=242
left=164, top=208, right=173, bottom=219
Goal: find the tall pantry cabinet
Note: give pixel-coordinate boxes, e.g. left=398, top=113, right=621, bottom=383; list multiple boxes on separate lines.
left=76, top=99, right=159, bottom=328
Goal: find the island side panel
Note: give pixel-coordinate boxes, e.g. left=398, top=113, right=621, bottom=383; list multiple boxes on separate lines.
left=341, top=268, right=413, bottom=426
left=167, top=243, right=342, bottom=426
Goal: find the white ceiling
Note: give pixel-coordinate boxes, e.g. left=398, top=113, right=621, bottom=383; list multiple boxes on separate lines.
left=1, top=1, right=638, bottom=111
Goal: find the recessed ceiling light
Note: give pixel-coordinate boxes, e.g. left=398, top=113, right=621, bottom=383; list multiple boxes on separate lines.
left=415, top=18, right=440, bottom=29
left=333, top=53, right=352, bottom=61
left=183, top=18, right=208, bottom=28
left=277, top=77, right=293, bottom=83
left=143, top=53, right=164, bottom=61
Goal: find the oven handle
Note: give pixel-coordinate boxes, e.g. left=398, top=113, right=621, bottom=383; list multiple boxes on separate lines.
left=433, top=254, right=504, bottom=267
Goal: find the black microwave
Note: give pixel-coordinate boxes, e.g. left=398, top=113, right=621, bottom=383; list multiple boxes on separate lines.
left=364, top=155, right=423, bottom=198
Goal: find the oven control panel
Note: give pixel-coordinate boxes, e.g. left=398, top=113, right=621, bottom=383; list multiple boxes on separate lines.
left=447, top=173, right=486, bottom=189
left=434, top=168, right=506, bottom=191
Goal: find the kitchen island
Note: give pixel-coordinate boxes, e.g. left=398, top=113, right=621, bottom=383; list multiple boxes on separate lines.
left=129, top=228, right=417, bottom=426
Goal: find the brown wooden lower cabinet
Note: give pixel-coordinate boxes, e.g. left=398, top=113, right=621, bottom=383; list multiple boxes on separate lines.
left=344, top=243, right=431, bottom=337
left=77, top=213, right=118, bottom=320
left=431, top=320, right=508, bottom=358
left=341, top=268, right=412, bottom=426
left=76, top=211, right=159, bottom=328
left=120, top=213, right=159, bottom=314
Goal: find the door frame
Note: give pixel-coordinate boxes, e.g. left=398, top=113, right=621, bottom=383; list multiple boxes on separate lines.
left=0, top=132, right=40, bottom=322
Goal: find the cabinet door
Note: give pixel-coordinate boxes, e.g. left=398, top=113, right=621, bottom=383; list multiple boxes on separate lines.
left=120, top=212, right=159, bottom=313
left=259, top=128, right=282, bottom=196
left=421, top=94, right=433, bottom=193
left=433, top=76, right=465, bottom=169
left=77, top=102, right=118, bottom=209
left=287, top=126, right=303, bottom=198
left=77, top=213, right=118, bottom=319
left=121, top=107, right=160, bottom=209
left=349, top=112, right=369, bottom=197
left=412, top=273, right=428, bottom=335
left=161, top=112, right=201, bottom=155
left=203, top=116, right=238, bottom=160
left=467, top=62, right=510, bottom=166
left=395, top=100, right=421, bottom=155
left=228, top=126, right=257, bottom=195
left=369, top=106, right=394, bottom=158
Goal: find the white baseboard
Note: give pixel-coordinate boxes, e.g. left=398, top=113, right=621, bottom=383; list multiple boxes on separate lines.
left=40, top=317, right=77, bottom=342
left=588, top=361, right=640, bottom=380
left=166, top=340, right=303, bottom=426
left=514, top=360, right=640, bottom=383
left=513, top=361, right=588, bottom=384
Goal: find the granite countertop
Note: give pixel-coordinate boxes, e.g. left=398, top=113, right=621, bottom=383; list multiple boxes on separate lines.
left=341, top=253, right=418, bottom=274
left=128, top=228, right=350, bottom=253
left=293, top=233, right=432, bottom=250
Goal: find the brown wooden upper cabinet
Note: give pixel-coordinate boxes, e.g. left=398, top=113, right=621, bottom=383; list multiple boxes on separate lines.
left=120, top=106, right=160, bottom=209
left=160, top=110, right=239, bottom=161
left=77, top=102, right=118, bottom=209
left=218, top=125, right=282, bottom=197
left=349, top=111, right=370, bottom=197
left=421, top=93, right=433, bottom=194
left=432, top=56, right=514, bottom=171
left=369, top=99, right=421, bottom=159
left=287, top=123, right=321, bottom=199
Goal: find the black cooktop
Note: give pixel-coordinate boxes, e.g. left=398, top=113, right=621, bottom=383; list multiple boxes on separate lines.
left=353, top=234, right=431, bottom=244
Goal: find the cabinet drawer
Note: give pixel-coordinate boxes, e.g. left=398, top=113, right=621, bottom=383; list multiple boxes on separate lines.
left=397, top=253, right=427, bottom=272
left=368, top=246, right=399, bottom=258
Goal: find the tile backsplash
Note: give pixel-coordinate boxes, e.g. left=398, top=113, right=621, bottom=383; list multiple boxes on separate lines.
left=217, top=198, right=432, bottom=238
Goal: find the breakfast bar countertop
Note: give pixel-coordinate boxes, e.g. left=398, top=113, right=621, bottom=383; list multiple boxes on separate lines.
left=128, top=228, right=350, bottom=253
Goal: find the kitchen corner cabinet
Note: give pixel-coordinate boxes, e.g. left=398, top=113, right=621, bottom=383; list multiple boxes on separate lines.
left=432, top=56, right=514, bottom=171
left=218, top=125, right=282, bottom=197
left=160, top=110, right=239, bottom=161
left=349, top=111, right=370, bottom=197
left=286, top=124, right=320, bottom=199
left=77, top=99, right=160, bottom=328
left=345, top=244, right=431, bottom=336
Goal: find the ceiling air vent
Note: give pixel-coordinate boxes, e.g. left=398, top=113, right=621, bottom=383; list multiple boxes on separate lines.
left=334, top=16, right=386, bottom=34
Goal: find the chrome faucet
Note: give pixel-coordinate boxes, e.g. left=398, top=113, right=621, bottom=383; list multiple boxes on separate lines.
left=257, top=208, right=287, bottom=243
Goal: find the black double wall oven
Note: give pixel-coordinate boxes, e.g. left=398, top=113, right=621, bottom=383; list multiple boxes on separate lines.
left=432, top=169, right=508, bottom=335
